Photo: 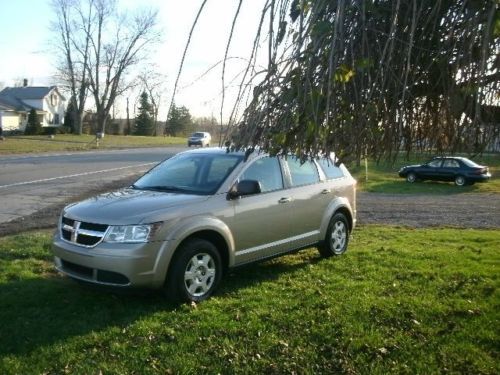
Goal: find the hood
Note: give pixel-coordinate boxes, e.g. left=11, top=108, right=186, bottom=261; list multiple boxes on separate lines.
left=64, top=188, right=209, bottom=225
left=401, top=164, right=422, bottom=169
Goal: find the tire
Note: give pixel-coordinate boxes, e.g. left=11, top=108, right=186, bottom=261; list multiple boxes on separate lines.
left=454, top=175, right=466, bottom=186
left=165, top=238, right=222, bottom=303
left=317, top=212, right=349, bottom=257
left=406, top=172, right=417, bottom=183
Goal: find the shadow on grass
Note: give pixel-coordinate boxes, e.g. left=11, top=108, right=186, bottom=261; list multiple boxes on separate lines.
left=0, top=250, right=321, bottom=356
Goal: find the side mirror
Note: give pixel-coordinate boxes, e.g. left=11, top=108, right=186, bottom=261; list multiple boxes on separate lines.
left=228, top=180, right=262, bottom=199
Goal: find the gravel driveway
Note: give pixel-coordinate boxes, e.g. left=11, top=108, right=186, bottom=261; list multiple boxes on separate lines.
left=0, top=183, right=498, bottom=237
left=358, top=192, right=500, bottom=228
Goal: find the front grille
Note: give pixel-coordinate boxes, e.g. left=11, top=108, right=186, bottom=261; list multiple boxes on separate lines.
left=97, top=270, right=129, bottom=285
left=61, top=216, right=108, bottom=247
left=61, top=260, right=130, bottom=286
left=61, top=259, right=93, bottom=278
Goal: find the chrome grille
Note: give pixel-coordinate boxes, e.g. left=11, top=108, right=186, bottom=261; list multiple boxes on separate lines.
left=61, top=216, right=108, bottom=247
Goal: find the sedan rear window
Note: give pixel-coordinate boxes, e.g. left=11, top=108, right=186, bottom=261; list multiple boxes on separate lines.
left=461, top=158, right=481, bottom=168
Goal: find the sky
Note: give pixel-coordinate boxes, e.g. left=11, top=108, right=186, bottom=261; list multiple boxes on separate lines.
left=0, top=0, right=268, bottom=120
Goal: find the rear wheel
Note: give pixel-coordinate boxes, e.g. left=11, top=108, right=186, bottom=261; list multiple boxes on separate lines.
left=317, top=212, right=349, bottom=257
left=454, top=175, right=466, bottom=186
left=165, top=238, right=222, bottom=303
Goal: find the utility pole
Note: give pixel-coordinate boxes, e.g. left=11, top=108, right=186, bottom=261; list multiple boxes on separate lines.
left=126, top=97, right=131, bottom=135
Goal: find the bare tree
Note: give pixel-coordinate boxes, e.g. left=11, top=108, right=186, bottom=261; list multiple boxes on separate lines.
left=50, top=0, right=161, bottom=134
left=50, top=0, right=91, bottom=134
left=138, top=67, right=167, bottom=136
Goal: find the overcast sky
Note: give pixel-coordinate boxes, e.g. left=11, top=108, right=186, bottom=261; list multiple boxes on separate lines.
left=0, top=0, right=268, bottom=120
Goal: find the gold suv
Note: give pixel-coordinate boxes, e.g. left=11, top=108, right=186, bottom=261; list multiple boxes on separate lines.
left=53, top=148, right=356, bottom=302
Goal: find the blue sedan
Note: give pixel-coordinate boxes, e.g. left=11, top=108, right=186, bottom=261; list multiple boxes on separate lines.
left=398, top=157, right=491, bottom=186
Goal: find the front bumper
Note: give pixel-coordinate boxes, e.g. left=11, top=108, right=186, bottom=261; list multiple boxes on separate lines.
left=53, top=234, right=172, bottom=288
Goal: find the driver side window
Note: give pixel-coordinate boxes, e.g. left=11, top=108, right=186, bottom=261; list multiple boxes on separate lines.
left=428, top=160, right=442, bottom=168
left=240, top=157, right=284, bottom=193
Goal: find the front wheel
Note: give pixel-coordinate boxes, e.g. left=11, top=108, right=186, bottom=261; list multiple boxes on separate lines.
left=317, top=212, right=349, bottom=257
left=165, top=238, right=222, bottom=303
left=406, top=172, right=417, bottom=183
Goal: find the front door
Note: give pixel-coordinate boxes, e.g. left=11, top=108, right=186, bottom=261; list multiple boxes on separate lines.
left=230, top=156, right=291, bottom=265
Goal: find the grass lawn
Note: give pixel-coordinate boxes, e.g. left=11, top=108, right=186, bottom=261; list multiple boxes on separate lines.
left=350, top=153, right=500, bottom=194
left=0, top=226, right=498, bottom=374
left=0, top=134, right=186, bottom=154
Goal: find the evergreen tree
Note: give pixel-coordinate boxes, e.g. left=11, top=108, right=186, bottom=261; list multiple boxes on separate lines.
left=64, top=96, right=76, bottom=133
left=25, top=109, right=42, bottom=135
left=134, top=91, right=154, bottom=136
left=165, top=104, right=193, bottom=136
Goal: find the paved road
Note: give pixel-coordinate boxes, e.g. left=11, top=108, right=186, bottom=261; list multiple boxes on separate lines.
left=0, top=147, right=185, bottom=223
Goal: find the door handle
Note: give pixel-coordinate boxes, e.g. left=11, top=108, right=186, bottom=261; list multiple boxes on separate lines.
left=278, top=197, right=292, bottom=204
left=321, top=189, right=331, bottom=194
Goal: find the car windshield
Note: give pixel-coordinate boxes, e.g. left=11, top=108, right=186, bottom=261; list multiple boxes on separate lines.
left=191, top=132, right=205, bottom=137
left=461, top=158, right=481, bottom=168
left=133, top=153, right=243, bottom=195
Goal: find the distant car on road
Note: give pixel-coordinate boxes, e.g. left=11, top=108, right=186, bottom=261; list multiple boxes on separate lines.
left=398, top=156, right=491, bottom=186
left=188, top=132, right=211, bottom=147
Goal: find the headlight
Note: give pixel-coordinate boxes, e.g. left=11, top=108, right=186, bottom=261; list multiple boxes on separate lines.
left=104, top=224, right=155, bottom=243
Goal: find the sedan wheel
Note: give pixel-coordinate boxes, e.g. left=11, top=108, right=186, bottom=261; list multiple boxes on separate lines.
left=165, top=239, right=222, bottom=302
left=454, top=175, right=466, bottom=186
left=317, top=212, right=349, bottom=257
left=406, top=172, right=417, bottom=183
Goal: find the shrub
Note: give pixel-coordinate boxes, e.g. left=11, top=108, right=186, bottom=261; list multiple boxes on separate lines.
left=43, top=127, right=58, bottom=136
left=24, top=109, right=42, bottom=135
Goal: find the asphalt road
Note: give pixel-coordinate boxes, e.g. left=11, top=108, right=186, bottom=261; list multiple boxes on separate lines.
left=0, top=147, right=185, bottom=223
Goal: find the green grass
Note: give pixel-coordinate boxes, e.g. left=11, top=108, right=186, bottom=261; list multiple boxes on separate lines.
left=0, top=226, right=498, bottom=374
left=350, top=154, right=500, bottom=194
left=0, top=134, right=186, bottom=154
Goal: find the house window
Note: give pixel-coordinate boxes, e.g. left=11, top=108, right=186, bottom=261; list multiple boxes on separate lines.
left=54, top=114, right=60, bottom=124
left=51, top=94, right=57, bottom=106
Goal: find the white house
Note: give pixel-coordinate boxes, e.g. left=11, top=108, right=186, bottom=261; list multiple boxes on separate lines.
left=0, top=82, right=66, bottom=132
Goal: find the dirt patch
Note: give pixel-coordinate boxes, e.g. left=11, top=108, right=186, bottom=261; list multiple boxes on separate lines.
left=1, top=186, right=498, bottom=237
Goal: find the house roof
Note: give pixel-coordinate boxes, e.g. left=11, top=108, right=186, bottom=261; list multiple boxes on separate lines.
left=0, top=96, right=32, bottom=112
left=0, top=101, right=17, bottom=111
left=0, top=86, right=60, bottom=100
left=0, top=86, right=65, bottom=112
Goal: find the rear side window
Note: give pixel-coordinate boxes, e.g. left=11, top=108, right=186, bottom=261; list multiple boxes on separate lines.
left=286, top=158, right=320, bottom=187
left=240, top=157, right=283, bottom=193
left=443, top=159, right=460, bottom=168
left=317, top=158, right=344, bottom=179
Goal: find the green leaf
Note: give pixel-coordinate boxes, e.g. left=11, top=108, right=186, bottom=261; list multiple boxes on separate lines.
left=334, top=64, right=355, bottom=83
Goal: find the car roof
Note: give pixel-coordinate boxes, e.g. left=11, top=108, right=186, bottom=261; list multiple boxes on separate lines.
left=179, top=147, right=253, bottom=159
left=180, top=147, right=340, bottom=164
left=432, top=156, right=470, bottom=161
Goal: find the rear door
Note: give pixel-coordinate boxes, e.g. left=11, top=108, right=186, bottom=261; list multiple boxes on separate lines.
left=280, top=157, right=325, bottom=249
left=440, top=158, right=460, bottom=181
